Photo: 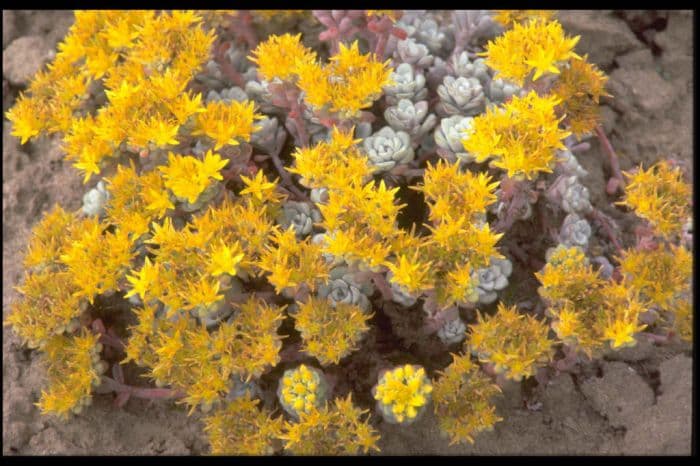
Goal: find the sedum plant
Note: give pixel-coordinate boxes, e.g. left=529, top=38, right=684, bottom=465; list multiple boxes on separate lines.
left=4, top=9, right=692, bottom=455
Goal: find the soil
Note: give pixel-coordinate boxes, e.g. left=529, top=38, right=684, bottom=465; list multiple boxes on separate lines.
left=2, top=10, right=693, bottom=455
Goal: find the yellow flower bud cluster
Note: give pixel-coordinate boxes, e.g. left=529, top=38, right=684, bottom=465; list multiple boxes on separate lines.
left=373, top=364, right=433, bottom=424
left=277, top=364, right=328, bottom=418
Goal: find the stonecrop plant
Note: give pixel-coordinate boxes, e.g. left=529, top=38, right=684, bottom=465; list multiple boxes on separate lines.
left=5, top=9, right=693, bottom=455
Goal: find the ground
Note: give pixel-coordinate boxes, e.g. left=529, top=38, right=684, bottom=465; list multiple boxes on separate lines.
left=2, top=10, right=693, bottom=455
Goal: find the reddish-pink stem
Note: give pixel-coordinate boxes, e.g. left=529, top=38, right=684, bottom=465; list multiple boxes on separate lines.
left=101, top=376, right=184, bottom=400
left=595, top=125, right=625, bottom=195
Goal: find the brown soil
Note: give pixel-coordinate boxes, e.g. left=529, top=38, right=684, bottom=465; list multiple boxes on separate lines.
left=2, top=10, right=693, bottom=455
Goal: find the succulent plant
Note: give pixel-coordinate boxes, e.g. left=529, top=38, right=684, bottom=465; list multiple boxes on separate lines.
left=206, top=86, right=248, bottom=104
left=277, top=364, right=329, bottom=419
left=449, top=51, right=490, bottom=86
left=437, top=316, right=467, bottom=345
left=384, top=99, right=437, bottom=141
left=383, top=63, right=428, bottom=105
left=362, top=126, right=415, bottom=172
left=558, top=176, right=593, bottom=214
left=277, top=201, right=322, bottom=238
left=434, top=115, right=475, bottom=163
left=559, top=213, right=592, bottom=249
left=555, top=149, right=589, bottom=178
left=394, top=38, right=435, bottom=68
left=317, top=266, right=374, bottom=312
left=473, top=257, right=513, bottom=304
left=436, top=76, right=486, bottom=117
left=486, top=77, right=522, bottom=104
left=82, top=180, right=110, bottom=217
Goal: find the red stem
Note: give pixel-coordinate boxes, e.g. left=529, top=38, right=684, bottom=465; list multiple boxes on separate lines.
left=594, top=125, right=625, bottom=194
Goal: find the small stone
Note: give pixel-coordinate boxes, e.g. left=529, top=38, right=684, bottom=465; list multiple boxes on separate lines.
left=3, top=36, right=51, bottom=86
left=3, top=11, right=18, bottom=49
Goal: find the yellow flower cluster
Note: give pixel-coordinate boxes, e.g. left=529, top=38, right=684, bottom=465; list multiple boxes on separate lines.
left=35, top=332, right=103, bottom=419
left=158, top=150, right=229, bottom=204
left=258, top=228, right=330, bottom=294
left=397, top=161, right=502, bottom=307
left=289, top=126, right=374, bottom=189
left=203, top=395, right=283, bottom=455
left=124, top=296, right=285, bottom=413
left=290, top=127, right=409, bottom=271
left=482, top=17, right=580, bottom=85
left=462, top=91, right=570, bottom=180
left=619, top=245, right=692, bottom=309
left=278, top=364, right=327, bottom=418
left=618, top=160, right=692, bottom=237
left=8, top=206, right=133, bottom=348
left=192, top=100, right=260, bottom=151
left=280, top=394, right=380, bottom=455
left=125, top=210, right=245, bottom=316
left=104, top=164, right=158, bottom=234
left=493, top=10, right=556, bottom=28
left=251, top=36, right=392, bottom=118
left=432, top=353, right=502, bottom=445
left=248, top=33, right=317, bottom=82
left=469, top=303, right=554, bottom=381
left=551, top=55, right=610, bottom=136
left=6, top=11, right=222, bottom=182
left=293, top=296, right=372, bottom=365
left=373, top=364, right=433, bottom=424
left=536, top=245, right=649, bottom=356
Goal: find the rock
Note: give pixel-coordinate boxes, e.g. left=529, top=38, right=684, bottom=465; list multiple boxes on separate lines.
left=655, top=11, right=693, bottom=90
left=4, top=421, right=31, bottom=452
left=622, top=355, right=691, bottom=454
left=558, top=11, right=642, bottom=69
left=609, top=68, right=676, bottom=114
left=580, top=361, right=654, bottom=428
left=603, top=337, right=654, bottom=362
left=614, top=48, right=655, bottom=70
left=2, top=11, right=18, bottom=49
left=658, top=354, right=692, bottom=400
left=2, top=36, right=51, bottom=86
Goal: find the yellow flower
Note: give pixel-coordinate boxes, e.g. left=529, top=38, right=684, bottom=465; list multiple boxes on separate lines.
left=248, top=33, right=317, bottom=82
left=5, top=94, right=45, bottom=144
left=125, top=256, right=160, bottom=300
left=297, top=41, right=392, bottom=118
left=603, top=319, right=640, bottom=349
left=385, top=252, right=432, bottom=293
left=193, top=100, right=259, bottom=150
left=373, top=365, right=433, bottom=424
left=208, top=240, right=244, bottom=277
left=617, top=160, right=691, bottom=237
left=462, top=91, right=569, bottom=180
left=240, top=170, right=278, bottom=202
left=482, top=18, right=580, bottom=85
